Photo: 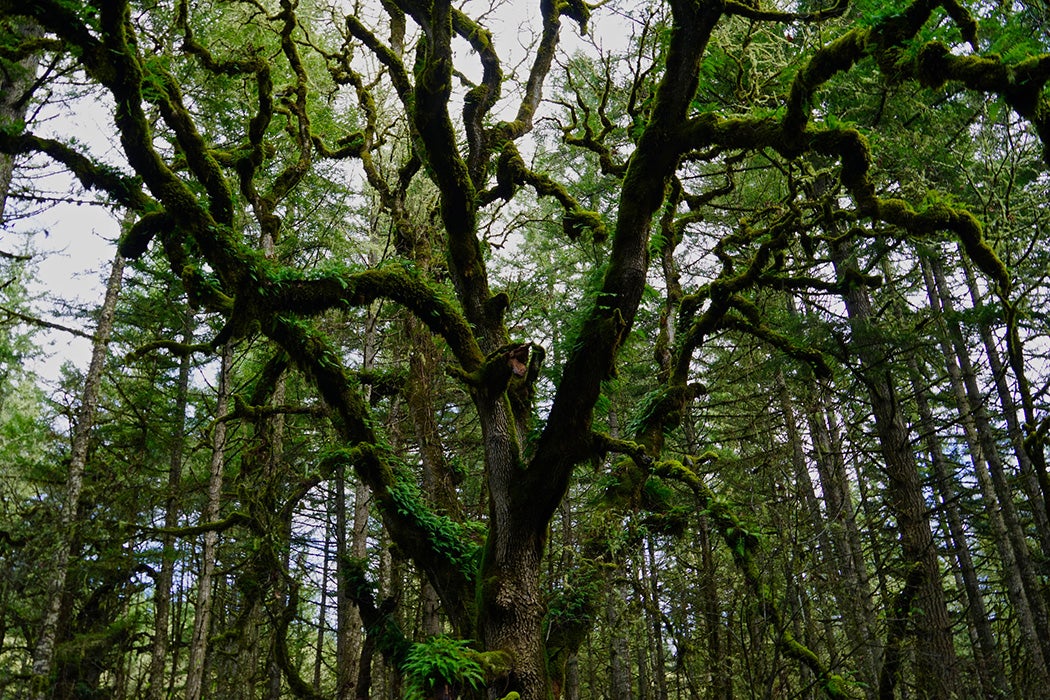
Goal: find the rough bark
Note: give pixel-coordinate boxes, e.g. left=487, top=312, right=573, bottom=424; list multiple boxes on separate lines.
left=29, top=252, right=125, bottom=700
left=831, top=242, right=960, bottom=699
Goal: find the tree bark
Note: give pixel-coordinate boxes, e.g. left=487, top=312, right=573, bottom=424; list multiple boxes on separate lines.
left=906, top=353, right=1009, bottom=697
left=148, top=307, right=193, bottom=700
left=799, top=371, right=879, bottom=692
left=0, top=18, right=41, bottom=225
left=184, top=343, right=233, bottom=700
left=607, top=571, right=632, bottom=700
left=958, top=252, right=1050, bottom=556
left=831, top=242, right=960, bottom=699
left=29, top=251, right=125, bottom=700
left=923, top=255, right=1050, bottom=669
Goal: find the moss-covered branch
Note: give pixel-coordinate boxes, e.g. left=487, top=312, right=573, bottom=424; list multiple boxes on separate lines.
left=262, top=263, right=483, bottom=373
left=489, top=0, right=563, bottom=142
left=452, top=8, right=502, bottom=183
left=0, top=131, right=151, bottom=212
left=526, top=0, right=724, bottom=521
left=264, top=315, right=477, bottom=633
left=724, top=0, right=848, bottom=24
left=483, top=141, right=607, bottom=243
left=272, top=581, right=325, bottom=700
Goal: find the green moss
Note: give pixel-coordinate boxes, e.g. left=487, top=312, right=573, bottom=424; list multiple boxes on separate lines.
left=387, top=478, right=482, bottom=579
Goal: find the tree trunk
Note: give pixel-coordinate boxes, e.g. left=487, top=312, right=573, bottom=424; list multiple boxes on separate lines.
left=314, top=501, right=332, bottom=692
left=643, top=537, right=669, bottom=700
left=478, top=521, right=550, bottom=699
left=0, top=19, right=41, bottom=224
left=801, top=373, right=880, bottom=693
left=831, top=242, right=960, bottom=699
left=29, top=251, right=124, bottom=700
left=148, top=307, right=193, bottom=700
left=607, top=570, right=632, bottom=700
left=776, top=370, right=854, bottom=686
left=906, top=353, right=1009, bottom=697
left=958, top=252, right=1050, bottom=556
left=924, top=255, right=1050, bottom=669
left=334, top=300, right=380, bottom=699
left=184, top=343, right=233, bottom=700
left=405, top=312, right=458, bottom=638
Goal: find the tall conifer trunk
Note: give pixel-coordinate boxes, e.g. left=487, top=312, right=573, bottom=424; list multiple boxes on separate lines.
left=148, top=308, right=194, bottom=700
left=958, top=254, right=1050, bottom=554
left=830, top=242, right=959, bottom=699
left=923, top=255, right=1050, bottom=670
left=30, top=252, right=125, bottom=700
left=184, top=344, right=233, bottom=700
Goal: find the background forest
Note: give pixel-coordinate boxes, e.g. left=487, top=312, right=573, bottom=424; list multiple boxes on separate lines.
left=1, top=0, right=1050, bottom=698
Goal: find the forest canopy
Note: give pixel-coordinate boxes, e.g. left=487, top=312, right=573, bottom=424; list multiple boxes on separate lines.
left=1, top=0, right=1050, bottom=698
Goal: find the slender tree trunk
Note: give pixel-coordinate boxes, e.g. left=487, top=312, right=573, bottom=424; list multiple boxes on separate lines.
left=149, top=307, right=194, bottom=700
left=644, top=537, right=669, bottom=700
left=906, top=354, right=1009, bottom=697
left=314, top=502, right=332, bottom=692
left=266, top=374, right=288, bottom=700
left=405, top=313, right=458, bottom=638
left=776, top=370, right=856, bottom=688
left=29, top=251, right=125, bottom=700
left=184, top=343, right=234, bottom=700
left=607, top=571, right=632, bottom=700
left=831, top=243, right=960, bottom=699
left=348, top=479, right=371, bottom=697
left=801, top=375, right=880, bottom=693
left=924, top=255, right=1050, bottom=669
left=339, top=303, right=379, bottom=700
left=958, top=252, right=1050, bottom=556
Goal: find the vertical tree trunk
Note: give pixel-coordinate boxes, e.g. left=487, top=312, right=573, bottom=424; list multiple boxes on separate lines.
left=801, top=375, right=880, bottom=692
left=644, top=537, right=669, bottom=700
left=958, top=253, right=1050, bottom=555
left=923, top=255, right=1050, bottom=669
left=831, top=243, right=960, bottom=699
left=184, top=343, right=233, bottom=700
left=776, top=370, right=855, bottom=686
left=148, top=307, right=193, bottom=700
left=607, top=572, right=632, bottom=700
left=266, top=373, right=289, bottom=700
left=314, top=503, right=332, bottom=692
left=697, top=515, right=730, bottom=700
left=405, top=313, right=459, bottom=638
left=906, top=354, right=1009, bottom=696
left=29, top=251, right=125, bottom=700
